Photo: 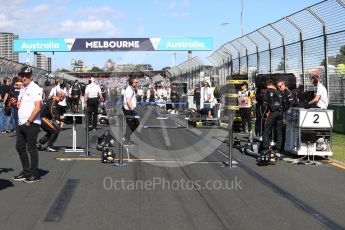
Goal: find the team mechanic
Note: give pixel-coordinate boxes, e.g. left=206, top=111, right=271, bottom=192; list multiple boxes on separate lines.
left=261, top=80, right=284, bottom=162
left=38, top=90, right=65, bottom=152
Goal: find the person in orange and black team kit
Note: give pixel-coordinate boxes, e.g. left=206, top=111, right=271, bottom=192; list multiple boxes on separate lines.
left=276, top=80, right=294, bottom=113
left=70, top=80, right=81, bottom=113
left=38, top=90, right=65, bottom=152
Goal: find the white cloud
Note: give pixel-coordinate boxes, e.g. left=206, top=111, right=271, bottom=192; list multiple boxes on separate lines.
left=154, top=0, right=190, bottom=17
left=0, top=2, right=53, bottom=33
left=155, top=0, right=189, bottom=9
left=51, top=0, right=70, bottom=3
left=32, top=4, right=50, bottom=13
left=0, top=0, right=27, bottom=8
left=0, top=1, right=124, bottom=37
left=76, top=6, right=124, bottom=19
left=0, top=14, right=15, bottom=28
left=58, top=18, right=121, bottom=36
left=0, top=0, right=25, bottom=14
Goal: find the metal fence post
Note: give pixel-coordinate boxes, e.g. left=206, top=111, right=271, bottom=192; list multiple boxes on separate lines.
left=285, top=16, right=304, bottom=85
left=114, top=112, right=126, bottom=167
left=85, top=108, right=89, bottom=157
left=307, top=7, right=328, bottom=90
left=246, top=35, right=259, bottom=75
left=228, top=114, right=234, bottom=168
left=120, top=113, right=124, bottom=166
left=269, top=23, right=286, bottom=74
left=257, top=30, right=271, bottom=74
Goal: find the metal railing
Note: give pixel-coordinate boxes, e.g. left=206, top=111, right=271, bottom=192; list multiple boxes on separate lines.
left=208, top=0, right=345, bottom=106
left=0, top=57, right=49, bottom=85
left=167, top=56, right=207, bottom=87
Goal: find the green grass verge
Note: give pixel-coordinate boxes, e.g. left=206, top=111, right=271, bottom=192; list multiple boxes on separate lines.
left=332, top=132, right=345, bottom=162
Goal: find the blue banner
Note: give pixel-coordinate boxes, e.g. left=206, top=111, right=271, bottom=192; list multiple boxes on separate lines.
left=152, top=38, right=212, bottom=51
left=13, top=38, right=72, bottom=52
left=13, top=37, right=212, bottom=52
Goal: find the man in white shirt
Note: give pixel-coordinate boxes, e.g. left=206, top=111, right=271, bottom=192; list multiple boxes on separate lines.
left=200, top=81, right=213, bottom=118
left=308, top=75, right=329, bottom=109
left=137, top=86, right=144, bottom=105
left=85, top=78, right=103, bottom=130
left=49, top=80, right=68, bottom=128
left=155, top=85, right=165, bottom=108
left=161, top=87, right=168, bottom=101
left=13, top=66, right=43, bottom=183
left=122, top=76, right=140, bottom=145
left=121, top=87, right=126, bottom=103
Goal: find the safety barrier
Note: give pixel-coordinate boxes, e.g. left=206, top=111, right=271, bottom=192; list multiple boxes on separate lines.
left=113, top=113, right=140, bottom=167
left=63, top=113, right=85, bottom=153
left=184, top=114, right=236, bottom=168
left=140, top=102, right=189, bottom=105
left=108, top=95, right=237, bottom=168
left=60, top=109, right=92, bottom=157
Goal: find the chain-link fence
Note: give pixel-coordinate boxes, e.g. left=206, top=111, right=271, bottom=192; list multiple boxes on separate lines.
left=209, top=0, right=345, bottom=107
left=167, top=57, right=205, bottom=87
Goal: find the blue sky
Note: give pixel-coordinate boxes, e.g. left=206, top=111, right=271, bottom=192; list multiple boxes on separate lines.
left=0, top=0, right=321, bottom=71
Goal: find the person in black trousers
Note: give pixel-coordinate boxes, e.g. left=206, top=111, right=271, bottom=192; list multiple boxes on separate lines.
left=70, top=80, right=81, bottom=113
left=238, top=82, right=254, bottom=134
left=193, top=84, right=201, bottom=111
left=122, top=76, right=140, bottom=145
left=39, top=90, right=65, bottom=152
left=10, top=77, right=23, bottom=132
left=262, top=80, right=283, bottom=153
left=277, top=79, right=295, bottom=115
left=13, top=66, right=43, bottom=183
left=85, top=78, right=103, bottom=130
